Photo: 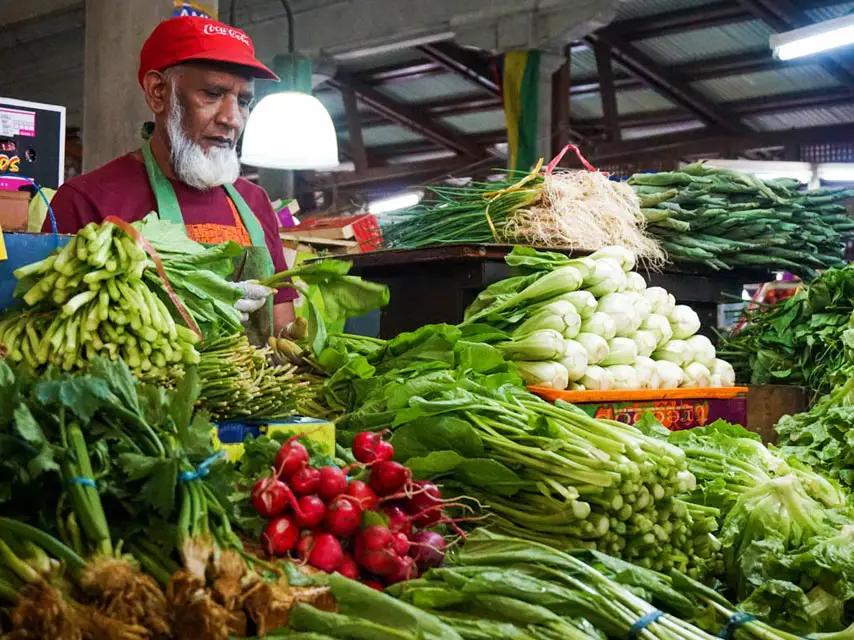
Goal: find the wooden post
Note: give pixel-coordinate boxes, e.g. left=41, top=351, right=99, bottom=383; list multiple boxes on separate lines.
left=551, top=44, right=572, bottom=158
left=593, top=40, right=621, bottom=142
left=341, top=87, right=369, bottom=173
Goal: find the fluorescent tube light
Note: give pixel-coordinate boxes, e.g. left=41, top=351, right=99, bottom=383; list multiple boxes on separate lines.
left=770, top=14, right=854, bottom=61
left=818, top=163, right=854, bottom=182
left=368, top=192, right=422, bottom=215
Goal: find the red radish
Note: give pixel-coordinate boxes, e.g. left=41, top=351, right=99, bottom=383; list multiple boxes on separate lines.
left=337, top=553, right=359, bottom=580
left=362, top=579, right=384, bottom=591
left=251, top=477, right=289, bottom=517
left=294, top=495, right=326, bottom=529
left=318, top=466, right=349, bottom=501
left=409, top=531, right=446, bottom=570
left=297, top=533, right=316, bottom=560
left=352, top=431, right=394, bottom=464
left=381, top=505, right=413, bottom=537
left=274, top=438, right=309, bottom=478
left=368, top=461, right=409, bottom=496
left=354, top=526, right=398, bottom=576
left=385, top=555, right=417, bottom=585
left=392, top=532, right=410, bottom=556
left=326, top=496, right=363, bottom=538
left=406, top=481, right=444, bottom=527
left=290, top=466, right=321, bottom=495
left=262, top=516, right=299, bottom=556
left=305, top=533, right=344, bottom=573
left=346, top=480, right=379, bottom=510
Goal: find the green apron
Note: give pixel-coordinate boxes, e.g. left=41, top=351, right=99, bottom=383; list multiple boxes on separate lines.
left=141, top=140, right=275, bottom=344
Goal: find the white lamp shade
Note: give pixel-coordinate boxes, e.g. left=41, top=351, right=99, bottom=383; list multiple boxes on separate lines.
left=241, top=92, right=340, bottom=170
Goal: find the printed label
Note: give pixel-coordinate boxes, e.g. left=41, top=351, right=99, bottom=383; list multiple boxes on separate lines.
left=0, top=108, right=36, bottom=138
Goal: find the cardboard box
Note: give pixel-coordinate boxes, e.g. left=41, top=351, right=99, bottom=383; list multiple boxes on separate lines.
left=0, top=191, right=29, bottom=231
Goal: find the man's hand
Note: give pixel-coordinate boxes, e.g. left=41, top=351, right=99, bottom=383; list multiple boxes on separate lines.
left=233, top=280, right=276, bottom=322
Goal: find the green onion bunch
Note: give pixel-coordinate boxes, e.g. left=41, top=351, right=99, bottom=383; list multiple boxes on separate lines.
left=630, top=163, right=854, bottom=275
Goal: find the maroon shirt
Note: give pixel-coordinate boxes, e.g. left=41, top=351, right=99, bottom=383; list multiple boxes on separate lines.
left=44, top=152, right=297, bottom=304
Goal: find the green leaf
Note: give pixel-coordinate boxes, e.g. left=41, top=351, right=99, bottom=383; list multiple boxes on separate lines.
left=34, top=375, right=114, bottom=422
left=390, top=416, right=484, bottom=460
left=170, top=366, right=201, bottom=430
left=404, top=451, right=465, bottom=479
left=13, top=405, right=45, bottom=446
left=142, top=459, right=178, bottom=518
left=457, top=459, right=523, bottom=497
left=362, top=510, right=388, bottom=528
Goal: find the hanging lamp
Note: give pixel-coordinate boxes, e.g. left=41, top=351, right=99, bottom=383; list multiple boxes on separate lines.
left=239, top=0, right=339, bottom=170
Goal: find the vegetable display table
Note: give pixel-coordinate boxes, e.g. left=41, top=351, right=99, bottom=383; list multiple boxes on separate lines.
left=347, top=244, right=771, bottom=339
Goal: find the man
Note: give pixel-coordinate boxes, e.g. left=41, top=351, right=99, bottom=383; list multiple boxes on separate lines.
left=45, top=16, right=297, bottom=336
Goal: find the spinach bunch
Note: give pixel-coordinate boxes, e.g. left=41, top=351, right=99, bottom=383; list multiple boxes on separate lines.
left=718, top=264, right=854, bottom=397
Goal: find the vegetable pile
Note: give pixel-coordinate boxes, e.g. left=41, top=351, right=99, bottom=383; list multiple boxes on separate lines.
left=719, top=264, right=854, bottom=396
left=0, top=357, right=333, bottom=640
left=669, top=421, right=854, bottom=634
left=197, top=333, right=325, bottom=421
left=268, top=531, right=822, bottom=640
left=2, top=220, right=202, bottom=380
left=384, top=158, right=664, bottom=264
left=630, top=163, right=854, bottom=274
left=463, top=245, right=735, bottom=391
left=244, top=430, right=454, bottom=589
left=310, top=323, right=721, bottom=579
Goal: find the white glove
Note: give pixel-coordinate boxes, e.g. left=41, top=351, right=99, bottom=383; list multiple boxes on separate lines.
left=233, top=280, right=276, bottom=322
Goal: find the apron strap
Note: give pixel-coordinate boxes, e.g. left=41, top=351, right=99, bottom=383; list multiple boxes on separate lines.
left=224, top=182, right=276, bottom=331
left=141, top=139, right=278, bottom=331
left=141, top=140, right=185, bottom=226
left=223, top=183, right=275, bottom=279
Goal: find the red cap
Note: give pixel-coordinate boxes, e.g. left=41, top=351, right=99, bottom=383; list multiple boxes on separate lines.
left=138, top=16, right=278, bottom=86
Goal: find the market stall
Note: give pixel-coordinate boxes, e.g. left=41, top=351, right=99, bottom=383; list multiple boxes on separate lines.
left=2, top=154, right=854, bottom=640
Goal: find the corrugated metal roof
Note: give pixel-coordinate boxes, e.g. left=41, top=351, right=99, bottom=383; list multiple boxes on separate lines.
left=633, top=20, right=774, bottom=64
left=340, top=49, right=426, bottom=72
left=571, top=47, right=598, bottom=79
left=747, top=105, right=854, bottom=131
left=441, top=109, right=506, bottom=134
left=571, top=92, right=605, bottom=119
left=694, top=65, right=840, bottom=101
left=569, top=88, right=676, bottom=119
left=622, top=120, right=706, bottom=140
left=316, top=91, right=346, bottom=120
left=617, top=89, right=675, bottom=114
left=359, top=124, right=425, bottom=146
left=379, top=74, right=488, bottom=103
left=805, top=2, right=854, bottom=22
left=615, top=0, right=719, bottom=20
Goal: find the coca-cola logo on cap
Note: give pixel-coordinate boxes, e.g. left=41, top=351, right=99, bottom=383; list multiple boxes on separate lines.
left=203, top=23, right=251, bottom=47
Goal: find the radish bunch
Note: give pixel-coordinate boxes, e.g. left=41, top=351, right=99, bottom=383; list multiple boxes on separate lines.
left=252, top=432, right=449, bottom=588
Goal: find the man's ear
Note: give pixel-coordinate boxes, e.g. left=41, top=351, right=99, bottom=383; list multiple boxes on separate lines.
left=142, top=70, right=170, bottom=116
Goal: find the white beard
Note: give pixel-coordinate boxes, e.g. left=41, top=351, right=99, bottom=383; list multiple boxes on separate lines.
left=166, top=90, right=240, bottom=191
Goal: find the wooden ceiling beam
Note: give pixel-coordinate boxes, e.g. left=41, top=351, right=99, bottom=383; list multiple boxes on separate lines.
left=327, top=71, right=484, bottom=158
left=586, top=29, right=747, bottom=133
left=417, top=42, right=500, bottom=95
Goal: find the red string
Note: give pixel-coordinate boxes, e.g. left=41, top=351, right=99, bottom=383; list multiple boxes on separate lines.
left=546, top=143, right=602, bottom=176
left=105, top=216, right=203, bottom=340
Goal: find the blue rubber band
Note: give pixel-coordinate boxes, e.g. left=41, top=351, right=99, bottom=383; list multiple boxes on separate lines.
left=179, top=451, right=227, bottom=482
left=628, top=610, right=664, bottom=639
left=718, top=613, right=755, bottom=640
left=69, top=477, right=96, bottom=488
left=25, top=178, right=58, bottom=242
